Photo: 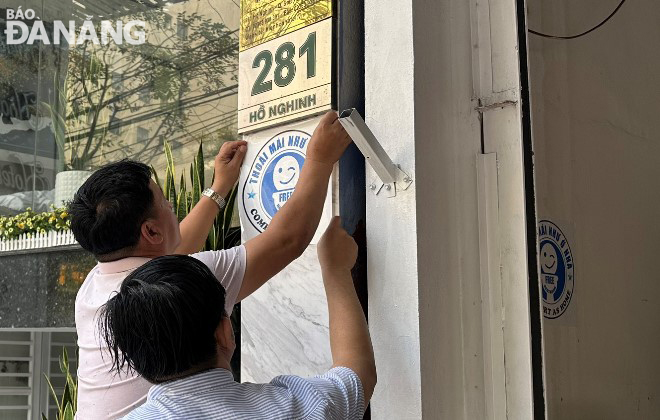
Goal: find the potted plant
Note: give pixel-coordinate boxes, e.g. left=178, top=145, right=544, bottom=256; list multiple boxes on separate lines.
left=44, top=71, right=97, bottom=207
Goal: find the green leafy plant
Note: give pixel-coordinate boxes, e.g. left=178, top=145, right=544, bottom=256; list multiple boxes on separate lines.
left=153, top=140, right=240, bottom=252
left=42, top=347, right=77, bottom=420
left=0, top=207, right=70, bottom=241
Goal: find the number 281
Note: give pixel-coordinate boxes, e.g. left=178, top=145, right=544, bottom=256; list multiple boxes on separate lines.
left=251, top=32, right=317, bottom=96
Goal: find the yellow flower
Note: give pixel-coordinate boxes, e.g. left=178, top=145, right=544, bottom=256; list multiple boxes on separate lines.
left=17, top=223, right=25, bottom=229
left=60, top=211, right=68, bottom=219
left=49, top=216, right=56, bottom=223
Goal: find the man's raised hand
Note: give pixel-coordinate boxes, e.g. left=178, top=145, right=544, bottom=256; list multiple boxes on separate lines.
left=318, top=216, right=358, bottom=276
left=306, top=111, right=352, bottom=166
left=213, top=140, right=247, bottom=197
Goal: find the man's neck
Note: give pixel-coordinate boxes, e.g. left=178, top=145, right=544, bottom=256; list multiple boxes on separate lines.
left=97, top=247, right=167, bottom=262
left=155, top=363, right=232, bottom=384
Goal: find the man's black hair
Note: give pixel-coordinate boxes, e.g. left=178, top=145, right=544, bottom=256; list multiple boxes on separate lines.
left=98, top=255, right=226, bottom=384
left=68, top=160, right=154, bottom=258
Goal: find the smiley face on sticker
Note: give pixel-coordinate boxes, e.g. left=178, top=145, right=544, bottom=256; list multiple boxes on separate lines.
left=540, top=242, right=558, bottom=275
left=273, top=155, right=301, bottom=191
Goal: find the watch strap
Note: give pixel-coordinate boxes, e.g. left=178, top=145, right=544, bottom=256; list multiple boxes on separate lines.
left=202, top=188, right=226, bottom=210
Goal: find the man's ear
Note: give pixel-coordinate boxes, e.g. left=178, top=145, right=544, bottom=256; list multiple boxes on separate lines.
left=215, top=317, right=234, bottom=350
left=141, top=219, right=164, bottom=245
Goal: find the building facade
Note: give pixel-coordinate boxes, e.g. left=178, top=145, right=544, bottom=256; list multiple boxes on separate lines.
left=0, top=0, right=658, bottom=419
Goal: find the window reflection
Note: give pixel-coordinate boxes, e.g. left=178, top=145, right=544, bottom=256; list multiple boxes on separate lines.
left=0, top=0, right=239, bottom=215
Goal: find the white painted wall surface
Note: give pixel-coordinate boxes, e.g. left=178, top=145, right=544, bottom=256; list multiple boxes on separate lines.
left=366, top=0, right=534, bottom=418
left=364, top=1, right=421, bottom=418
left=528, top=0, right=660, bottom=417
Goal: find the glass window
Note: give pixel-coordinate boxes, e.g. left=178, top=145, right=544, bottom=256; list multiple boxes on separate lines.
left=136, top=126, right=149, bottom=143
left=177, top=18, right=188, bottom=40
left=163, top=14, right=173, bottom=29
left=110, top=117, right=122, bottom=136
left=140, top=89, right=151, bottom=104
left=112, top=72, right=123, bottom=91
left=0, top=0, right=239, bottom=217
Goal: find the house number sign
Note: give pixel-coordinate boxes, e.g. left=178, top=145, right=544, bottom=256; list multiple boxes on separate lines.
left=238, top=0, right=333, bottom=133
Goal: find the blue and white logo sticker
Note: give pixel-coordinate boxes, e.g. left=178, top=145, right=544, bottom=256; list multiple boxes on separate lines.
left=242, top=130, right=310, bottom=233
left=538, top=220, right=575, bottom=319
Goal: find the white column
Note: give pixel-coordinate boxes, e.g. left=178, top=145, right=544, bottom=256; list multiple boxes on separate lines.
left=364, top=0, right=421, bottom=417
left=365, top=0, right=535, bottom=418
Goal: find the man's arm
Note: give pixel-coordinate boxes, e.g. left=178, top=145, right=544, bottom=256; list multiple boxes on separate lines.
left=238, top=111, right=351, bottom=301
left=318, top=217, right=377, bottom=405
left=175, top=140, right=247, bottom=254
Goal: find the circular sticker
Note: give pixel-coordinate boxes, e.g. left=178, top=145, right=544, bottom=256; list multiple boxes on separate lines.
left=538, top=220, right=575, bottom=319
left=242, top=130, right=310, bottom=233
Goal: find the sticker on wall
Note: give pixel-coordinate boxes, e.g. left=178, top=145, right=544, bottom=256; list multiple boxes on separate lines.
left=538, top=220, right=575, bottom=319
left=239, top=116, right=332, bottom=243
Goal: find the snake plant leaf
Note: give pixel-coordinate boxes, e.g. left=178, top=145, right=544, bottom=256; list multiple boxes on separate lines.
left=44, top=373, right=61, bottom=414
left=223, top=186, right=238, bottom=235
left=63, top=403, right=75, bottom=420
left=196, top=142, right=205, bottom=189
left=44, top=347, right=79, bottom=419
left=61, top=383, right=73, bottom=416
left=177, top=172, right=188, bottom=222
left=191, top=160, right=201, bottom=206
left=189, top=162, right=194, bottom=187
left=179, top=171, right=186, bottom=197
left=151, top=165, right=163, bottom=191
left=207, top=226, right=217, bottom=251
left=165, top=141, right=175, bottom=181
left=165, top=166, right=177, bottom=206
left=59, top=347, right=68, bottom=374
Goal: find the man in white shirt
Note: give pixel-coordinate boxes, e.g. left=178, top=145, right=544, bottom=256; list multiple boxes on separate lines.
left=96, top=217, right=376, bottom=419
left=69, top=111, right=351, bottom=419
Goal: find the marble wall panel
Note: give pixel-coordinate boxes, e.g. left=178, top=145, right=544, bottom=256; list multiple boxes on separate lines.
left=241, top=246, right=331, bottom=383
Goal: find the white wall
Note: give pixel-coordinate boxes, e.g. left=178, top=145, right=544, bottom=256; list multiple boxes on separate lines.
left=528, top=0, right=660, bottom=417
left=366, top=0, right=535, bottom=418
left=364, top=1, right=421, bottom=416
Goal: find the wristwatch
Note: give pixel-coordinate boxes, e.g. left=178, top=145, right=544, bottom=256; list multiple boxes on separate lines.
left=202, top=188, right=226, bottom=210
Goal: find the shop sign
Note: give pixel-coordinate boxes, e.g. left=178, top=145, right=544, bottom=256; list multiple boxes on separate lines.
left=0, top=153, right=53, bottom=193
left=238, top=0, right=333, bottom=133
left=0, top=90, right=37, bottom=122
